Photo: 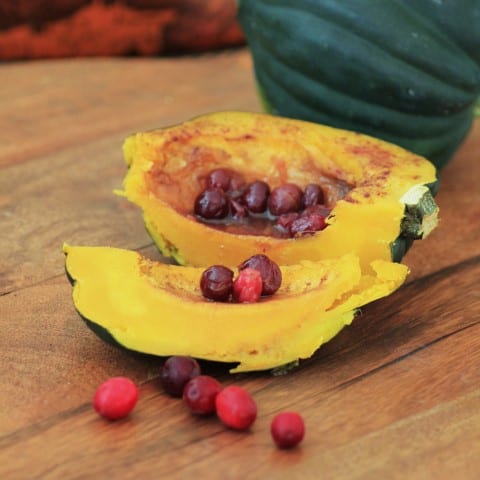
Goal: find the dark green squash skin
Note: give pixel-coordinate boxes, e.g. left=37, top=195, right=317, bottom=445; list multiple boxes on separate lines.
left=238, top=0, right=480, bottom=168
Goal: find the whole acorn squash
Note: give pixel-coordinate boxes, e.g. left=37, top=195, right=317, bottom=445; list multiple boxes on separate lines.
left=121, top=111, right=438, bottom=272
left=64, top=245, right=408, bottom=372
left=237, top=0, right=480, bottom=168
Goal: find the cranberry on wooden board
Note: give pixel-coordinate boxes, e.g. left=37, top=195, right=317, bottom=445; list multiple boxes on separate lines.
left=194, top=188, right=229, bottom=219
left=200, top=265, right=234, bottom=302
left=215, top=386, right=257, bottom=431
left=268, top=183, right=303, bottom=216
left=183, top=375, right=222, bottom=415
left=271, top=412, right=305, bottom=449
left=93, top=377, right=139, bottom=421
left=232, top=268, right=263, bottom=303
left=160, top=356, right=201, bottom=397
left=239, top=254, right=282, bottom=296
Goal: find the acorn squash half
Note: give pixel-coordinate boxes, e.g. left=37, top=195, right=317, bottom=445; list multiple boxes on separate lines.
left=64, top=245, right=408, bottom=373
left=121, top=111, right=438, bottom=272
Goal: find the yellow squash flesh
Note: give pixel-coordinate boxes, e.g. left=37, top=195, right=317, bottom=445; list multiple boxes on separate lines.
left=64, top=245, right=408, bottom=372
left=121, top=111, right=438, bottom=273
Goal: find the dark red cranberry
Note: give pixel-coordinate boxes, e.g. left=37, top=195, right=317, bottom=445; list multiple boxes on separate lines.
left=93, top=377, right=139, bottom=420
left=268, top=183, right=303, bottom=216
left=232, top=268, right=263, bottom=303
left=239, top=254, right=282, bottom=296
left=200, top=265, right=234, bottom=302
left=160, top=356, right=201, bottom=397
left=274, top=212, right=300, bottom=234
left=271, top=412, right=305, bottom=449
left=303, top=183, right=324, bottom=207
left=230, top=198, right=249, bottom=219
left=206, top=168, right=244, bottom=193
left=302, top=204, right=331, bottom=218
left=183, top=375, right=222, bottom=415
left=215, top=386, right=257, bottom=431
left=289, top=214, right=327, bottom=237
left=242, top=180, right=270, bottom=214
left=194, top=188, right=229, bottom=220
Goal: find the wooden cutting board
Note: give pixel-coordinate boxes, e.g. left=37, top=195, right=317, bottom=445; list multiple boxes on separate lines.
left=0, top=49, right=479, bottom=479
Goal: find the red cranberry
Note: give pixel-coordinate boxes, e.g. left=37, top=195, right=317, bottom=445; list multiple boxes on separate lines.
left=303, top=183, right=324, bottom=207
left=215, top=386, right=257, bottom=431
left=271, top=412, right=305, bottom=449
left=194, top=188, right=229, bottom=220
left=206, top=168, right=244, bottom=193
left=242, top=180, right=270, bottom=214
left=232, top=268, right=263, bottom=303
left=183, top=375, right=222, bottom=415
left=93, top=377, right=139, bottom=420
left=160, top=356, right=201, bottom=397
left=239, top=254, right=282, bottom=296
left=302, top=204, right=331, bottom=218
left=230, top=198, right=249, bottom=219
left=289, top=213, right=327, bottom=237
left=274, top=212, right=300, bottom=234
left=200, top=265, right=234, bottom=302
left=268, top=183, right=303, bottom=216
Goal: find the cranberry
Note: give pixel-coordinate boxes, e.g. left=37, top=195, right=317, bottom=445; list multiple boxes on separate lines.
left=242, top=180, right=270, bottom=214
left=275, top=212, right=300, bottom=233
left=93, top=377, right=138, bottom=420
left=215, top=386, right=257, bottom=431
left=239, top=254, right=282, bottom=296
left=200, top=265, right=234, bottom=302
left=268, top=183, right=303, bottom=216
left=194, top=188, right=229, bottom=220
left=289, top=213, right=327, bottom=237
left=206, top=168, right=244, bottom=193
left=183, top=375, right=222, bottom=415
left=160, top=356, right=201, bottom=397
left=230, top=198, right=249, bottom=219
left=232, top=268, right=263, bottom=303
left=302, top=204, right=331, bottom=217
left=303, top=183, right=324, bottom=207
left=271, top=412, right=305, bottom=449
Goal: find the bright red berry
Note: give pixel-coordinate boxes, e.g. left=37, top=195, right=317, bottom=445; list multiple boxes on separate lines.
left=183, top=375, right=222, bottom=415
left=232, top=268, right=263, bottom=303
left=93, top=377, right=139, bottom=421
left=160, top=356, right=201, bottom=397
left=215, top=385, right=257, bottom=430
left=270, top=412, right=305, bottom=448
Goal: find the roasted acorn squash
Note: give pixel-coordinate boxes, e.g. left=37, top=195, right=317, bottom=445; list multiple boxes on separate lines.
left=64, top=245, right=408, bottom=372
left=237, top=0, right=480, bottom=168
left=121, top=111, right=438, bottom=272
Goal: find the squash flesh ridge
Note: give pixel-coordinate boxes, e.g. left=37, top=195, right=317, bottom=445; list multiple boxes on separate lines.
left=64, top=245, right=407, bottom=372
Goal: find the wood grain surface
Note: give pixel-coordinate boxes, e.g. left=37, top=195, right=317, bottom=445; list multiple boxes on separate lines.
left=1, top=48, right=479, bottom=480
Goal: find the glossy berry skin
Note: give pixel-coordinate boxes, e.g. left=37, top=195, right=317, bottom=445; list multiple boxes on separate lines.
left=239, top=254, right=282, bottom=296
left=194, top=187, right=229, bottom=219
left=242, top=180, right=270, bottom=213
left=160, top=356, right=201, bottom=397
left=268, top=183, right=304, bottom=216
left=206, top=168, right=244, bottom=193
left=271, top=412, right=305, bottom=449
left=303, top=183, right=324, bottom=207
left=93, top=377, right=138, bottom=421
left=232, top=268, right=263, bottom=303
left=200, top=265, right=234, bottom=302
left=289, top=213, right=327, bottom=237
left=183, top=375, right=222, bottom=415
left=215, top=386, right=257, bottom=431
